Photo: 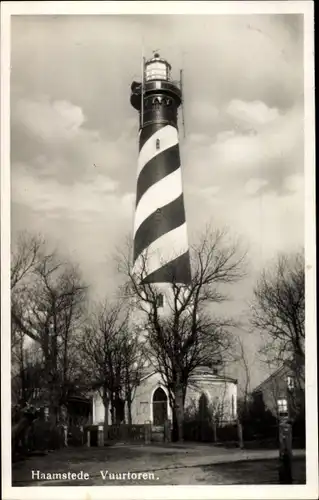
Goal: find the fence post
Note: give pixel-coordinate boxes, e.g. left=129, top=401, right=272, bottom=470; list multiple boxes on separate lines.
left=98, top=425, right=104, bottom=447
left=279, top=419, right=293, bottom=484
left=63, top=425, right=68, bottom=447
left=86, top=429, right=91, bottom=448
left=164, top=419, right=171, bottom=443
left=80, top=425, right=84, bottom=446
left=237, top=420, right=244, bottom=449
left=213, top=421, right=217, bottom=443
left=144, top=420, right=151, bottom=444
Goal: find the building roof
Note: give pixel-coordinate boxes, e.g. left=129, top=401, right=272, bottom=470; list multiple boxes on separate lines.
left=252, top=364, right=291, bottom=393
left=140, top=366, right=237, bottom=384
left=191, top=366, right=238, bottom=384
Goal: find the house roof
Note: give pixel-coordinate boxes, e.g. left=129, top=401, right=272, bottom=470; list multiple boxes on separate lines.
left=140, top=369, right=157, bottom=382
left=140, top=366, right=237, bottom=384
left=252, top=364, right=291, bottom=393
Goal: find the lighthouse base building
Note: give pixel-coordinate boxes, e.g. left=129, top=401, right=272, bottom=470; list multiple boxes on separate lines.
left=91, top=370, right=237, bottom=427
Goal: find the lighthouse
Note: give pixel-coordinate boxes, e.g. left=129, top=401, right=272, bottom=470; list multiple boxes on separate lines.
left=110, top=53, right=239, bottom=428
left=91, top=53, right=238, bottom=429
left=130, top=53, right=191, bottom=289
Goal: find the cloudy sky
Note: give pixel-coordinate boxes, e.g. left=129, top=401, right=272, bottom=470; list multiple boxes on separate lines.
left=10, top=14, right=304, bottom=387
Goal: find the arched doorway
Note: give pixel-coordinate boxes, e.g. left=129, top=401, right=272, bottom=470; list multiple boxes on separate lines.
left=152, top=387, right=168, bottom=425
left=198, top=393, right=210, bottom=421
left=198, top=393, right=211, bottom=442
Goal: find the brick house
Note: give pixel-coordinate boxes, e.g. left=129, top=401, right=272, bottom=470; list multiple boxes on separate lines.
left=252, top=362, right=305, bottom=418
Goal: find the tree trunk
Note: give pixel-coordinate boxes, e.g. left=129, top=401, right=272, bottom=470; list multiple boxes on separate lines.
left=175, top=385, right=184, bottom=442
left=114, top=397, right=125, bottom=423
left=102, top=387, right=109, bottom=440
left=237, top=419, right=244, bottom=449
left=110, top=397, right=116, bottom=425
left=172, top=408, right=178, bottom=442
left=103, top=397, right=109, bottom=441
left=127, top=400, right=132, bottom=426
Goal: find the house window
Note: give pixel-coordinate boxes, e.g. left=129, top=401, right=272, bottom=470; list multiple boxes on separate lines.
left=287, top=376, right=294, bottom=391
left=156, top=138, right=160, bottom=150
left=277, top=398, right=288, bottom=414
left=156, top=293, right=164, bottom=308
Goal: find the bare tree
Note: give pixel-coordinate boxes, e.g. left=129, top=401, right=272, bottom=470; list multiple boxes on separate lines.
left=235, top=336, right=252, bottom=421
left=120, top=331, right=146, bottom=425
left=251, top=251, right=305, bottom=390
left=11, top=233, right=44, bottom=349
left=11, top=237, right=87, bottom=422
left=79, top=299, right=145, bottom=433
left=11, top=232, right=43, bottom=291
left=118, top=225, right=247, bottom=441
left=11, top=334, right=44, bottom=406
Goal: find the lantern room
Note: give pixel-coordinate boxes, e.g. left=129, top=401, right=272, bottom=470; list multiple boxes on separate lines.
left=145, top=53, right=171, bottom=82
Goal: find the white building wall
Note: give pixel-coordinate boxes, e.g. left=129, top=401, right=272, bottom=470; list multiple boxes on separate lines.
left=185, top=376, right=237, bottom=422
left=92, top=392, right=108, bottom=425
left=131, top=372, right=173, bottom=425
left=91, top=372, right=237, bottom=425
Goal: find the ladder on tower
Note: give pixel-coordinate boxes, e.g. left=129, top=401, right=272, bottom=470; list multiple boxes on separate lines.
left=180, top=69, right=186, bottom=139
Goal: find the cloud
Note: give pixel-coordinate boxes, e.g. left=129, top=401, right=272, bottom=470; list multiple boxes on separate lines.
left=183, top=101, right=303, bottom=201
left=13, top=98, right=86, bottom=143
left=226, top=99, right=279, bottom=126
left=215, top=130, right=237, bottom=143
left=212, top=103, right=302, bottom=170
left=11, top=95, right=138, bottom=191
left=11, top=161, right=125, bottom=221
left=187, top=101, right=220, bottom=132
left=200, top=186, right=221, bottom=197
left=245, top=178, right=269, bottom=195
left=186, top=183, right=304, bottom=272
left=283, top=174, right=304, bottom=193
left=10, top=15, right=304, bottom=309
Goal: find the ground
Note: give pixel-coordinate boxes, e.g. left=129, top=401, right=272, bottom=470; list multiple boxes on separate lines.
left=12, top=443, right=306, bottom=486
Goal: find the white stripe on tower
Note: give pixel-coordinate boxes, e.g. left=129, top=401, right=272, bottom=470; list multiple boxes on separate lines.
left=134, top=168, right=183, bottom=237
left=137, top=125, right=178, bottom=178
left=133, top=121, right=191, bottom=285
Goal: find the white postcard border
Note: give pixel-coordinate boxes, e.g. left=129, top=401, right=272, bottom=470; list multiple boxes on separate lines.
left=1, top=2, right=316, bottom=499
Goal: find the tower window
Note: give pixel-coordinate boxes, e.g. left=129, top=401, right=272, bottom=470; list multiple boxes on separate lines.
left=153, top=97, right=161, bottom=110
left=156, top=293, right=164, bottom=308
left=156, top=138, right=160, bottom=150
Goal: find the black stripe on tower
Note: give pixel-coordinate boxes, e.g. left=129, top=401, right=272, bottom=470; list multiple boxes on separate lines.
left=134, top=194, right=186, bottom=262
left=136, top=144, right=180, bottom=207
left=143, top=251, right=192, bottom=285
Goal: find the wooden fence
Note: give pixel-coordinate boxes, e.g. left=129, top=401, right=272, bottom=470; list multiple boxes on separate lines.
left=107, top=424, right=145, bottom=442
left=183, top=419, right=239, bottom=443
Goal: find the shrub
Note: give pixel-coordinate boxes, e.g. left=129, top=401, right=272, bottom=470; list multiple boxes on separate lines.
left=216, top=423, right=238, bottom=442
left=29, top=420, right=65, bottom=451
left=68, top=426, right=84, bottom=446
left=240, top=392, right=278, bottom=441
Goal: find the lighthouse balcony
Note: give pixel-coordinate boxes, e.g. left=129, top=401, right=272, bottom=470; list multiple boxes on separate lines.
left=130, top=79, right=181, bottom=92
left=130, top=79, right=182, bottom=111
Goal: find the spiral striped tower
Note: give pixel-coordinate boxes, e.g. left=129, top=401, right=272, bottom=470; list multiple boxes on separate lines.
left=130, top=53, right=191, bottom=287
